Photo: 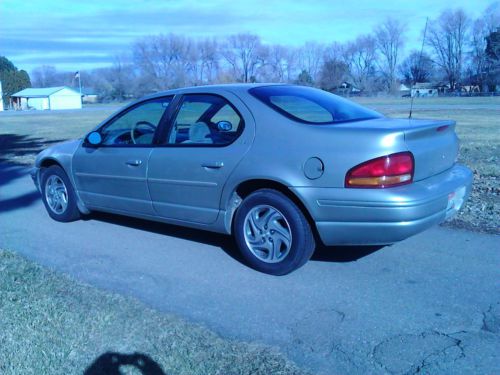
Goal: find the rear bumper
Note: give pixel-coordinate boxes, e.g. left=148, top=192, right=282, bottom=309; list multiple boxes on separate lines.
left=291, top=164, right=473, bottom=246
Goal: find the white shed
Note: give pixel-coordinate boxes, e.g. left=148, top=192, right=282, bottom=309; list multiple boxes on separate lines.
left=11, top=86, right=82, bottom=110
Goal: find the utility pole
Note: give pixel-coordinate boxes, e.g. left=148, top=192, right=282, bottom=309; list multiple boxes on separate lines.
left=75, top=71, right=82, bottom=104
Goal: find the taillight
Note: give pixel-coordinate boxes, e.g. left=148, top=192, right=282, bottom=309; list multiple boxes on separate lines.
left=345, top=152, right=414, bottom=188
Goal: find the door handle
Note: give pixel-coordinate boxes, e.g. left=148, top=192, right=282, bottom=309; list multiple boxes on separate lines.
left=125, top=159, right=142, bottom=166
left=201, top=161, right=224, bottom=169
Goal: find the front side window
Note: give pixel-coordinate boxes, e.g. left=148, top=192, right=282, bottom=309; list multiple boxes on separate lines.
left=250, top=85, right=382, bottom=124
left=166, top=94, right=243, bottom=146
left=100, top=97, right=172, bottom=145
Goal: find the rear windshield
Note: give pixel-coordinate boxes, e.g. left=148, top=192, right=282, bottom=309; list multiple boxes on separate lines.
left=249, top=85, right=382, bottom=124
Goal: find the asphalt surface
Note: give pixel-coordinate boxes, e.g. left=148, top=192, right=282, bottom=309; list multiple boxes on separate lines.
left=1, top=163, right=499, bottom=375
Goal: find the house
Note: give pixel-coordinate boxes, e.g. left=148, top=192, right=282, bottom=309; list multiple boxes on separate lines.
left=410, top=82, right=439, bottom=98
left=81, top=88, right=98, bottom=104
left=330, top=82, right=362, bottom=96
left=11, top=86, right=82, bottom=110
left=399, top=83, right=411, bottom=97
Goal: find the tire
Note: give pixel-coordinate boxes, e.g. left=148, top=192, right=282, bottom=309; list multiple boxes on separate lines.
left=40, top=165, right=81, bottom=222
left=234, top=189, right=316, bottom=275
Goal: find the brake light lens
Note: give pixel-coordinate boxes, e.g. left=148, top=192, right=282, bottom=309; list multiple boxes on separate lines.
left=345, top=152, right=414, bottom=188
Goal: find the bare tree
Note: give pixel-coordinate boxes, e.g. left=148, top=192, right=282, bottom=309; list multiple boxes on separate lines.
left=483, top=1, right=500, bottom=33
left=398, top=50, right=435, bottom=85
left=107, top=56, right=136, bottom=100
left=342, top=35, right=378, bottom=93
left=469, top=2, right=500, bottom=90
left=319, top=59, right=349, bottom=91
left=375, top=18, right=405, bottom=92
left=259, top=44, right=299, bottom=83
left=321, top=42, right=349, bottom=90
left=197, top=38, right=219, bottom=84
left=133, top=34, right=194, bottom=91
left=470, top=18, right=490, bottom=90
left=222, top=34, right=262, bottom=82
left=427, top=8, right=470, bottom=89
left=31, top=65, right=61, bottom=87
left=297, top=42, right=325, bottom=84
left=87, top=55, right=136, bottom=101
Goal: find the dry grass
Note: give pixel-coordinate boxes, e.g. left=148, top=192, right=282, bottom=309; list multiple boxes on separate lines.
left=354, top=95, right=500, bottom=106
left=0, top=248, right=307, bottom=375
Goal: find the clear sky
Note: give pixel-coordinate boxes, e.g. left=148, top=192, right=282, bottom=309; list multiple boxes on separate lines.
left=0, top=0, right=494, bottom=73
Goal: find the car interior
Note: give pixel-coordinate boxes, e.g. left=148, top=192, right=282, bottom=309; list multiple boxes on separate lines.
left=98, top=96, right=242, bottom=147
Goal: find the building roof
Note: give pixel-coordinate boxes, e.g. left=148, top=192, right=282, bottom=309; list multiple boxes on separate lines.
left=412, top=82, right=435, bottom=89
left=11, top=86, right=80, bottom=98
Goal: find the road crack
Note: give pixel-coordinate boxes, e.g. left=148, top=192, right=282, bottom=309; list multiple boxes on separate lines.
left=371, top=330, right=465, bottom=375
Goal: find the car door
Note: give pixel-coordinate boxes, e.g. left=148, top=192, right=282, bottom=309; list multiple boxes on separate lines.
left=147, top=92, right=255, bottom=224
left=72, top=96, right=173, bottom=215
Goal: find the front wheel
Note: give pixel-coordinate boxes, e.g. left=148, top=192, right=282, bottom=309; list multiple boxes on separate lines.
left=234, top=189, right=315, bottom=275
left=41, top=165, right=81, bottom=222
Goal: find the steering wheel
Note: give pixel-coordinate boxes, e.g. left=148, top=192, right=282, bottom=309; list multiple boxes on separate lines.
left=130, top=121, right=156, bottom=144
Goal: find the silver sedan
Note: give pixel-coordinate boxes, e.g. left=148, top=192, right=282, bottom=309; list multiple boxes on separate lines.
left=32, top=84, right=473, bottom=275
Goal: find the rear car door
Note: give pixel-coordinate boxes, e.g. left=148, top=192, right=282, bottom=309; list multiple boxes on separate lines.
left=147, top=92, right=255, bottom=224
left=72, top=96, right=173, bottom=215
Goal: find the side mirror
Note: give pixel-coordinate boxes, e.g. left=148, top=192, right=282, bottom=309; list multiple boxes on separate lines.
left=217, top=121, right=233, bottom=132
left=87, top=131, right=102, bottom=146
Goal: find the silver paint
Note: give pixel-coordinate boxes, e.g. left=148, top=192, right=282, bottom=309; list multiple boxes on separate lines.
left=32, top=84, right=473, bottom=246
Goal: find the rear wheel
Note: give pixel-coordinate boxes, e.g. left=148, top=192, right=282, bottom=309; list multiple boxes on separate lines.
left=234, top=189, right=315, bottom=275
left=41, top=165, right=81, bottom=222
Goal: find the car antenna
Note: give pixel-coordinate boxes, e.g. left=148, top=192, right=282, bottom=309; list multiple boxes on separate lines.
left=409, top=17, right=429, bottom=119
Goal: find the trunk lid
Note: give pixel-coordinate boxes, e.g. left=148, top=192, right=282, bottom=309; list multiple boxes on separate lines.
left=334, top=117, right=459, bottom=181
left=403, top=119, right=458, bottom=181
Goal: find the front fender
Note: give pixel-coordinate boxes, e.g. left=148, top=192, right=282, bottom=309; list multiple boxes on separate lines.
left=35, top=139, right=90, bottom=214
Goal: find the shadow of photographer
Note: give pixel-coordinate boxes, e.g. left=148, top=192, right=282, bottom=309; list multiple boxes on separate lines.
left=84, top=352, right=166, bottom=375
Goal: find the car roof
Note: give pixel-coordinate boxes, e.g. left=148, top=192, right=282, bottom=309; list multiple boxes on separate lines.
left=144, top=83, right=286, bottom=99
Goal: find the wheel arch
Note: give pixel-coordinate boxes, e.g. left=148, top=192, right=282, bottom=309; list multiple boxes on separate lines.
left=38, top=157, right=90, bottom=215
left=39, top=157, right=63, bottom=169
left=225, top=178, right=319, bottom=240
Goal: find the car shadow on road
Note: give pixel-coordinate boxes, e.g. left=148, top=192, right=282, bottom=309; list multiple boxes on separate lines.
left=87, top=212, right=384, bottom=265
left=86, top=211, right=245, bottom=263
left=311, top=243, right=385, bottom=262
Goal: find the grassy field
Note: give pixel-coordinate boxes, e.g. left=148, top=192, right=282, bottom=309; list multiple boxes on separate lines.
left=0, top=248, right=307, bottom=375
left=354, top=95, right=500, bottom=106
left=0, top=97, right=498, bottom=233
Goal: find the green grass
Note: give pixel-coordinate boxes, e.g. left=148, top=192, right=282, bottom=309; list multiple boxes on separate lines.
left=0, top=248, right=307, bottom=375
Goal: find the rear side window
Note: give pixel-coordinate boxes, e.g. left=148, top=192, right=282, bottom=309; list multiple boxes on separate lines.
left=250, top=85, right=382, bottom=124
left=165, top=94, right=244, bottom=146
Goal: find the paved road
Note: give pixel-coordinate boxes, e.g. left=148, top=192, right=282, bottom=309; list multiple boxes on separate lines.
left=1, top=163, right=499, bottom=375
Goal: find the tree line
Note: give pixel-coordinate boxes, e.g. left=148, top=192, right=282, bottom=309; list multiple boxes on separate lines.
left=5, top=2, right=500, bottom=103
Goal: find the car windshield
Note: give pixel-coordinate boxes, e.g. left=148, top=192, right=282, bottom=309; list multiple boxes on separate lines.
left=249, top=85, right=382, bottom=124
